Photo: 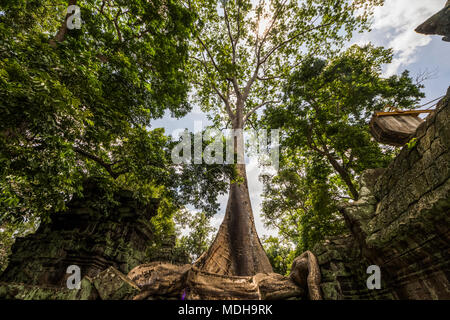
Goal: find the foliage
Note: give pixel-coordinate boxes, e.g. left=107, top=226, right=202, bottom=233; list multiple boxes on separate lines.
left=261, top=44, right=424, bottom=252
left=174, top=209, right=217, bottom=263
left=406, top=137, right=418, bottom=149
left=0, top=214, right=40, bottom=272
left=0, top=0, right=192, bottom=223
left=261, top=155, right=347, bottom=253
left=262, top=236, right=297, bottom=276
left=265, top=44, right=423, bottom=199
left=0, top=0, right=426, bottom=268
left=170, top=131, right=236, bottom=217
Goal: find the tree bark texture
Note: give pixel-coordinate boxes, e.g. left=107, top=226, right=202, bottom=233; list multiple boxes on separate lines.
left=289, top=250, right=322, bottom=300
left=194, top=128, right=273, bottom=276
left=194, top=164, right=273, bottom=276
left=128, top=262, right=307, bottom=300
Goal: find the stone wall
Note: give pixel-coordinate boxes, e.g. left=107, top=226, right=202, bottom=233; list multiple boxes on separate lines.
left=315, top=87, right=450, bottom=299
left=0, top=179, right=182, bottom=287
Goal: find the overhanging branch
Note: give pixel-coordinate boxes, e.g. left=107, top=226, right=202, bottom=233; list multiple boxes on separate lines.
left=73, top=146, right=123, bottom=179
left=243, top=100, right=280, bottom=123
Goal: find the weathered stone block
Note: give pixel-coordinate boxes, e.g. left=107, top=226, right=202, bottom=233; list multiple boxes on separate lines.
left=320, top=282, right=341, bottom=300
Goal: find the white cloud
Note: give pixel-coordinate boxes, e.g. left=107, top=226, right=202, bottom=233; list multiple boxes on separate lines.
left=355, top=0, right=443, bottom=75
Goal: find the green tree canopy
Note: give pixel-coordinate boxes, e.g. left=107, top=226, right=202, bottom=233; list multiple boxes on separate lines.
left=0, top=0, right=229, bottom=229
left=188, top=0, right=385, bottom=129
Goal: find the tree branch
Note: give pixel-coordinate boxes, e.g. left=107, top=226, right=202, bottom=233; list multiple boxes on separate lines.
left=223, top=3, right=242, bottom=99
left=223, top=4, right=236, bottom=62
left=73, top=146, right=122, bottom=179
left=113, top=10, right=124, bottom=42
left=243, top=100, right=280, bottom=123
left=321, top=144, right=359, bottom=200
left=196, top=36, right=222, bottom=75
left=191, top=55, right=235, bottom=120
left=256, top=74, right=283, bottom=81
left=50, top=0, right=78, bottom=47
left=261, top=21, right=334, bottom=65
left=255, top=0, right=288, bottom=63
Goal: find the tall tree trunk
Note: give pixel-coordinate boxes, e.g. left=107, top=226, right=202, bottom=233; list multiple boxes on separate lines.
left=194, top=124, right=273, bottom=276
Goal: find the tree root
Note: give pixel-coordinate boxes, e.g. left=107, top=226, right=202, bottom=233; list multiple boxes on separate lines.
left=289, top=250, right=322, bottom=300
left=128, top=251, right=322, bottom=300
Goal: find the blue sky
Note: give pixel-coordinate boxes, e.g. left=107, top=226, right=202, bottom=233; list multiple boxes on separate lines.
left=153, top=0, right=450, bottom=238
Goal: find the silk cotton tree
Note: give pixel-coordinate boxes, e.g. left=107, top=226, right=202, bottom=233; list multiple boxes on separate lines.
left=185, top=0, right=384, bottom=276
